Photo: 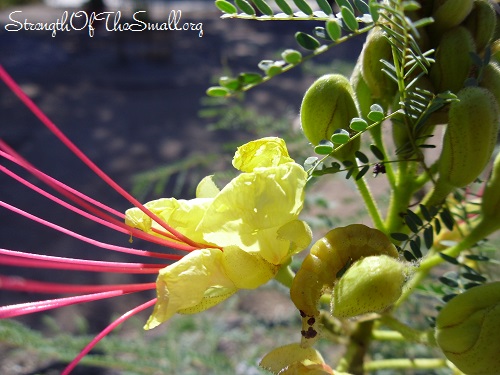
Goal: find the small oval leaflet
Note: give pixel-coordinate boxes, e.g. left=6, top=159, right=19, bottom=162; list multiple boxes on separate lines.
left=281, top=49, right=302, bottom=64
left=331, top=129, right=350, bottom=144
left=206, top=86, right=230, bottom=97
left=295, top=32, right=321, bottom=50
left=326, top=19, right=341, bottom=41
left=340, top=6, right=358, bottom=31
left=350, top=117, right=368, bottom=131
left=314, top=140, right=334, bottom=155
left=215, top=0, right=238, bottom=14
left=235, top=0, right=256, bottom=15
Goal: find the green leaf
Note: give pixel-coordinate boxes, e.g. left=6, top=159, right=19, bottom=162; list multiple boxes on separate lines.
left=368, top=0, right=379, bottom=22
left=316, top=0, right=333, bottom=14
left=353, top=0, right=369, bottom=13
left=420, top=204, right=432, bottom=222
left=206, top=86, right=230, bottom=97
left=367, top=110, right=384, bottom=122
left=439, top=252, right=459, bottom=265
left=293, top=0, right=313, bottom=15
left=281, top=49, right=302, bottom=64
left=439, top=276, right=459, bottom=288
left=354, top=150, right=369, bottom=163
left=369, top=144, right=385, bottom=160
left=315, top=140, right=334, bottom=155
left=405, top=214, right=419, bottom=233
left=215, top=0, right=238, bottom=14
left=402, top=0, right=420, bottom=11
left=336, top=0, right=354, bottom=13
left=350, top=117, right=368, bottom=132
left=239, top=72, right=263, bottom=85
left=295, top=32, right=321, bottom=50
left=304, top=156, right=318, bottom=169
left=442, top=294, right=457, bottom=302
left=340, top=6, right=358, bottom=31
left=275, top=0, right=294, bottom=15
left=410, top=238, right=422, bottom=258
left=326, top=19, right=342, bottom=41
left=391, top=232, right=409, bottom=242
left=356, top=165, right=370, bottom=180
left=252, top=0, right=274, bottom=15
left=440, top=208, right=454, bottom=231
left=434, top=217, right=442, bottom=235
left=403, top=250, right=417, bottom=261
left=464, top=254, right=490, bottom=262
left=423, top=226, right=434, bottom=249
left=331, top=129, right=350, bottom=144
left=345, top=167, right=355, bottom=179
left=219, top=76, right=241, bottom=90
left=314, top=27, right=330, bottom=40
left=461, top=272, right=487, bottom=283
left=235, top=0, right=256, bottom=14
left=406, top=209, right=423, bottom=227
left=266, top=64, right=283, bottom=77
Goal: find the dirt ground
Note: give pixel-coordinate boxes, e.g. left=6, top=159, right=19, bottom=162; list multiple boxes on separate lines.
left=0, top=2, right=368, bottom=373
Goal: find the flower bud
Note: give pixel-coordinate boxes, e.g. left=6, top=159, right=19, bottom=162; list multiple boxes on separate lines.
left=429, top=27, right=475, bottom=93
left=332, top=255, right=408, bottom=319
left=435, top=282, right=500, bottom=374
left=300, top=74, right=360, bottom=160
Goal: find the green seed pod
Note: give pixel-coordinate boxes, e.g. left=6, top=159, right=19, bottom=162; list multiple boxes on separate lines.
left=480, top=61, right=500, bottom=104
left=332, top=255, right=407, bottom=319
left=481, top=152, right=500, bottom=222
left=463, top=0, right=496, bottom=53
left=429, top=0, right=474, bottom=38
left=350, top=58, right=373, bottom=119
left=438, top=86, right=499, bottom=188
left=429, top=27, right=476, bottom=93
left=300, top=74, right=360, bottom=160
left=435, top=282, right=500, bottom=375
left=361, top=26, right=397, bottom=100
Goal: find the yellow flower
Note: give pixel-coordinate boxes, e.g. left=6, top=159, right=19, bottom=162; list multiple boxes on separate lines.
left=125, top=137, right=312, bottom=329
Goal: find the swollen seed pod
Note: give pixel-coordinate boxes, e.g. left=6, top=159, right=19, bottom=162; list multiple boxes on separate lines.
left=463, top=0, right=496, bottom=53
left=300, top=74, right=360, bottom=160
left=429, top=0, right=474, bottom=38
left=290, top=224, right=398, bottom=318
left=437, top=86, right=499, bottom=188
left=480, top=62, right=500, bottom=105
left=332, top=255, right=407, bottom=318
left=435, top=282, right=500, bottom=375
left=361, top=27, right=397, bottom=100
left=429, top=27, right=476, bottom=93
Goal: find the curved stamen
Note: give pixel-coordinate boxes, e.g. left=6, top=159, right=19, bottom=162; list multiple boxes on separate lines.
left=62, top=298, right=157, bottom=375
left=0, top=249, right=166, bottom=273
left=0, top=64, right=203, bottom=249
left=0, top=289, right=154, bottom=319
left=0, top=275, right=156, bottom=295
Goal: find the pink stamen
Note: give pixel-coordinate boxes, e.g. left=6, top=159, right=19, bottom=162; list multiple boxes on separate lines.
left=62, top=298, right=158, bottom=375
left=0, top=275, right=156, bottom=295
left=0, top=200, right=188, bottom=258
left=0, top=64, right=203, bottom=249
left=0, top=144, right=190, bottom=248
left=0, top=289, right=154, bottom=319
left=0, top=249, right=166, bottom=273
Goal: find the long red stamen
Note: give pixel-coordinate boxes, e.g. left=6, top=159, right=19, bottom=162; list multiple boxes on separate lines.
left=0, top=249, right=166, bottom=273
left=62, top=298, right=158, bottom=375
left=0, top=289, right=154, bottom=319
left=0, top=275, right=156, bottom=295
left=0, top=65, right=203, bottom=249
left=0, top=144, right=190, bottom=248
left=0, top=200, right=189, bottom=258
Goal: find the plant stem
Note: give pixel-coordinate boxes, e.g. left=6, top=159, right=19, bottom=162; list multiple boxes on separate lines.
left=336, top=320, right=374, bottom=375
left=384, top=162, right=414, bottom=234
left=355, top=174, right=386, bottom=233
left=377, top=315, right=431, bottom=344
left=364, top=358, right=448, bottom=371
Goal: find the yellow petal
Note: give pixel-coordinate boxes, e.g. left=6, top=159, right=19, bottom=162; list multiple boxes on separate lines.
left=222, top=245, right=279, bottom=289
left=277, top=220, right=313, bottom=257
left=232, top=137, right=294, bottom=172
left=196, top=175, right=220, bottom=198
left=199, top=163, right=308, bottom=263
left=144, top=248, right=236, bottom=330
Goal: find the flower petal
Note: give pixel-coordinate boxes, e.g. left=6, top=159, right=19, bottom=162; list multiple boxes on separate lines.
left=232, top=137, right=294, bottom=172
left=196, top=175, right=220, bottom=198
left=144, top=248, right=236, bottom=330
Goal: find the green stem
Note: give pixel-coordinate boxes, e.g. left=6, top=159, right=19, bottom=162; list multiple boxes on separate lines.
left=397, top=217, right=500, bottom=306
left=336, top=320, right=375, bottom=375
left=364, top=358, right=448, bottom=371
left=377, top=315, right=431, bottom=344
left=355, top=174, right=386, bottom=233
left=274, top=264, right=295, bottom=289
left=384, top=162, right=415, bottom=234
